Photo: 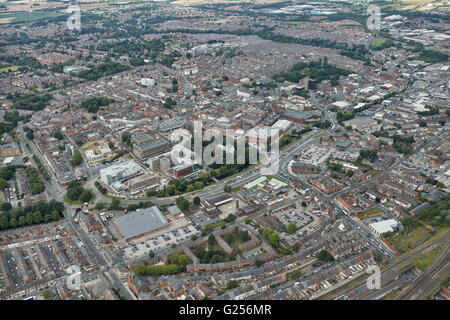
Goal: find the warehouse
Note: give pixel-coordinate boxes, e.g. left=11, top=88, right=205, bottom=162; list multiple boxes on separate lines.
left=368, top=219, right=399, bottom=236
left=114, top=206, right=169, bottom=241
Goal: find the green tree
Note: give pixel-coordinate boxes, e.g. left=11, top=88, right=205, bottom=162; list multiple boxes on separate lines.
left=208, top=234, right=216, bottom=246
left=0, top=179, right=8, bottom=190
left=1, top=202, right=12, bottom=211
left=287, top=222, right=298, bottom=234
left=79, top=190, right=93, bottom=203
left=176, top=196, right=190, bottom=211
left=70, top=150, right=82, bottom=166
left=53, top=131, right=64, bottom=140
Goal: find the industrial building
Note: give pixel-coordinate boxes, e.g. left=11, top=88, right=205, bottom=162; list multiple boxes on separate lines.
left=132, top=133, right=171, bottom=159
left=158, top=118, right=186, bottom=132
left=368, top=219, right=399, bottom=236
left=271, top=119, right=292, bottom=133
left=114, top=206, right=169, bottom=240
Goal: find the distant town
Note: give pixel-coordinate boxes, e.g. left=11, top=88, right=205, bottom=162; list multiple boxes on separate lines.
left=0, top=0, right=448, bottom=301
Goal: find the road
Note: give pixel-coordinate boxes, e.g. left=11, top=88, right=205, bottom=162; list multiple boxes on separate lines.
left=17, top=122, right=135, bottom=300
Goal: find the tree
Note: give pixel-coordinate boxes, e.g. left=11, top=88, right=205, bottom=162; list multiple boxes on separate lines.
left=316, top=250, right=335, bottom=262
left=0, top=179, right=8, bottom=190
left=1, top=202, right=12, bottom=211
left=208, top=234, right=216, bottom=246
left=79, top=190, right=93, bottom=203
left=193, top=196, right=200, bottom=206
left=70, top=150, right=82, bottom=166
left=176, top=196, right=190, bottom=211
left=224, top=185, right=232, bottom=193
left=95, top=202, right=105, bottom=211
left=287, top=222, right=298, bottom=234
left=149, top=250, right=155, bottom=258
left=121, top=133, right=131, bottom=146
left=53, top=131, right=64, bottom=140
left=194, top=181, right=204, bottom=190
left=109, top=198, right=122, bottom=210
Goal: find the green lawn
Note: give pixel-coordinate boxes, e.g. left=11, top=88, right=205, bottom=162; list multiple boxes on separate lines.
left=0, top=65, right=19, bottom=73
left=223, top=229, right=249, bottom=249
left=414, top=245, right=445, bottom=271
left=0, top=10, right=64, bottom=23
left=64, top=190, right=96, bottom=205
left=358, top=207, right=383, bottom=220
left=385, top=225, right=434, bottom=254
left=314, top=132, right=330, bottom=139
left=372, top=37, right=387, bottom=47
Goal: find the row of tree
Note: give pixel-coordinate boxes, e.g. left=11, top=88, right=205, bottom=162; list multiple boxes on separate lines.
left=0, top=200, right=64, bottom=231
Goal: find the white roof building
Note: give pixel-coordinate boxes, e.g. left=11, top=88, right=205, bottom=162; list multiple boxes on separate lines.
left=271, top=119, right=292, bottom=132
left=369, top=219, right=399, bottom=236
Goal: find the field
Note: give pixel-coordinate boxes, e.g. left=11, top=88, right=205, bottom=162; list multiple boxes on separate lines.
left=192, top=243, right=233, bottom=264
left=358, top=207, right=383, bottom=220
left=373, top=37, right=387, bottom=47
left=223, top=228, right=249, bottom=249
left=63, top=190, right=96, bottom=205
left=0, top=11, right=64, bottom=24
left=385, top=225, right=434, bottom=254
left=0, top=65, right=20, bottom=73
left=314, top=132, right=330, bottom=139
left=393, top=0, right=446, bottom=11
left=414, top=245, right=445, bottom=271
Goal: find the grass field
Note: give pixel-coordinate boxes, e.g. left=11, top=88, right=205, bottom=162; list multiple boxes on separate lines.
left=0, top=11, right=64, bottom=24
left=224, top=229, right=246, bottom=248
left=372, top=37, right=387, bottom=48
left=414, top=244, right=445, bottom=271
left=385, top=225, right=434, bottom=254
left=314, top=132, right=330, bottom=139
left=0, top=65, right=19, bottom=73
left=358, top=207, right=383, bottom=220
left=286, top=21, right=309, bottom=25
left=63, top=190, right=96, bottom=205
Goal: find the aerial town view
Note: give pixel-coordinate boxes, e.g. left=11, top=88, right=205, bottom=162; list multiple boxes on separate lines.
left=0, top=0, right=449, bottom=307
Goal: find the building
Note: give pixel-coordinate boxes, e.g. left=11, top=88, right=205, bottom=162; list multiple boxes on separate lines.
left=369, top=219, right=399, bottom=236
left=158, top=118, right=186, bottom=132
left=343, top=117, right=378, bottom=131
left=83, top=141, right=112, bottom=163
left=174, top=163, right=199, bottom=178
left=281, top=109, right=319, bottom=124
left=115, top=206, right=169, bottom=240
left=132, top=133, right=171, bottom=159
left=140, top=78, right=155, bottom=86
left=100, top=160, right=141, bottom=185
left=271, top=119, right=292, bottom=133
left=291, top=162, right=320, bottom=174
left=0, top=142, right=21, bottom=157
left=128, top=174, right=160, bottom=195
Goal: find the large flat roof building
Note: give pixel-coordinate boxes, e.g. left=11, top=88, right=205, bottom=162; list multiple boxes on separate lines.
left=132, top=133, right=171, bottom=159
left=115, top=206, right=169, bottom=240
left=100, top=160, right=141, bottom=185
left=369, top=219, right=399, bottom=236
